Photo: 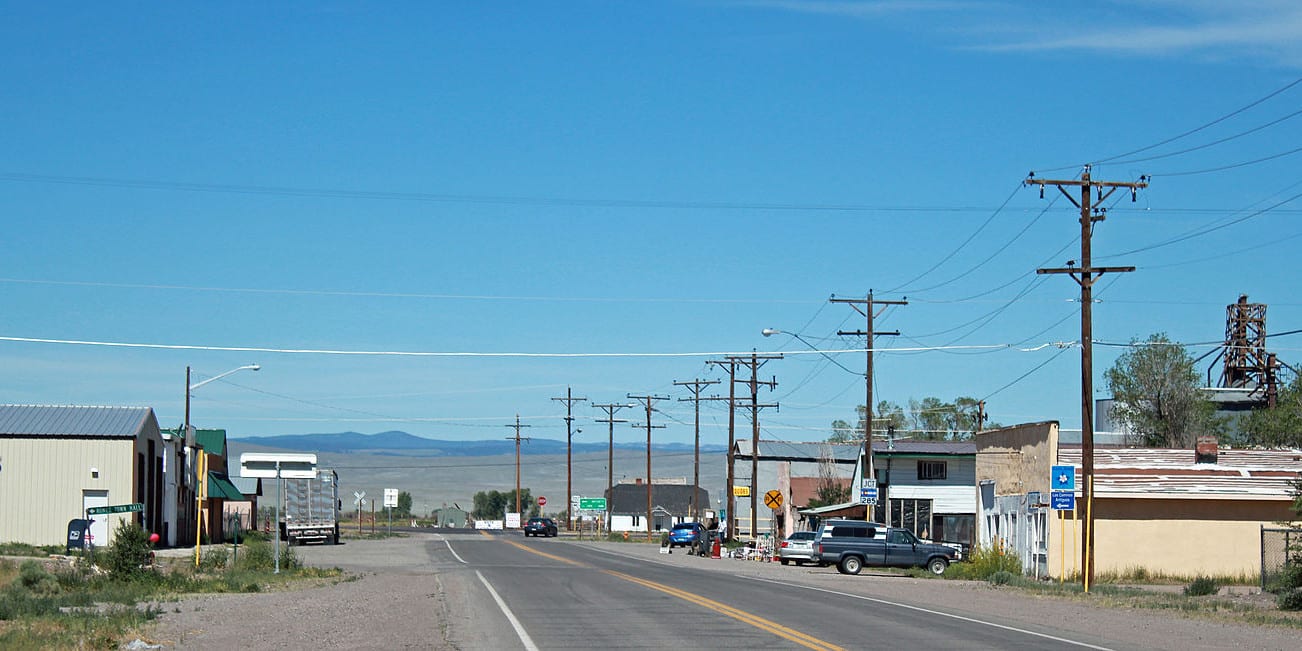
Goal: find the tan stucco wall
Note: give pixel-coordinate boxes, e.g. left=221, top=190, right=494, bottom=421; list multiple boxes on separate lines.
left=1047, top=498, right=1295, bottom=579
left=974, top=421, right=1057, bottom=497
left=0, top=438, right=136, bottom=546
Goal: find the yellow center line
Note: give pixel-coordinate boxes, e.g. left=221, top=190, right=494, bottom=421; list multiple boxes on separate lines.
left=606, top=570, right=846, bottom=651
left=494, top=536, right=842, bottom=651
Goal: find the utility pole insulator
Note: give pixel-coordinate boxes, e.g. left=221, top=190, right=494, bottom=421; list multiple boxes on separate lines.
left=1027, top=165, right=1146, bottom=592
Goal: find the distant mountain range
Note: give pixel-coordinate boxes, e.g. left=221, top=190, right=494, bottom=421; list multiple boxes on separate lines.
left=231, top=430, right=728, bottom=457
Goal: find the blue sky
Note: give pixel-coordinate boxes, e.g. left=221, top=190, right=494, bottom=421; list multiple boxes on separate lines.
left=2, top=1, right=1300, bottom=446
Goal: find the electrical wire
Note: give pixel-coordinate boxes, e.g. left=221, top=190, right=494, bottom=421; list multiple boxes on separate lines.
left=1104, top=187, right=1302, bottom=258
left=0, top=171, right=1001, bottom=214
left=1147, top=144, right=1302, bottom=177
left=1103, top=106, right=1302, bottom=166
left=1032, top=75, right=1302, bottom=173
left=885, top=182, right=1023, bottom=294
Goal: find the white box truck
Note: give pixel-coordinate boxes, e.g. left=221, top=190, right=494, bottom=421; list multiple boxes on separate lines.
left=281, top=468, right=341, bottom=545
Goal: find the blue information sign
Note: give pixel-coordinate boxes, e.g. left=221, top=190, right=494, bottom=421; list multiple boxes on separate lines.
left=1051, top=491, right=1076, bottom=511
left=1050, top=465, right=1076, bottom=491
left=859, top=486, right=878, bottom=505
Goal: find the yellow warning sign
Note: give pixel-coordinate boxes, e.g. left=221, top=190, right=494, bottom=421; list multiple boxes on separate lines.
left=732, top=485, right=751, bottom=497
left=764, top=490, right=783, bottom=509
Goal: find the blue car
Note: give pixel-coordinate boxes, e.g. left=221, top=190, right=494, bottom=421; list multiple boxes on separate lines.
left=666, top=522, right=705, bottom=548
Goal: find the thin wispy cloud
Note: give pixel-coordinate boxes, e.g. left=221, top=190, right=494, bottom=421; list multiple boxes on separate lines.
left=738, top=0, right=1302, bottom=67
left=731, top=0, right=965, bottom=17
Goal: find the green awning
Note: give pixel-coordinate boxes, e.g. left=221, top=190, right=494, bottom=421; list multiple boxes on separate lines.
left=206, top=472, right=246, bottom=501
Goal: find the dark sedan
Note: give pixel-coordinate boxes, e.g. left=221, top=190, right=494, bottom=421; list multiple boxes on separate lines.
left=523, top=517, right=558, bottom=537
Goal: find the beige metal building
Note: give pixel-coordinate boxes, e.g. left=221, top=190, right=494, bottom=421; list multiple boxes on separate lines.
left=0, top=405, right=166, bottom=547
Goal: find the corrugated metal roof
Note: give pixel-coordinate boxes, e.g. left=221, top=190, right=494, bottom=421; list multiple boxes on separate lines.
left=0, top=404, right=153, bottom=438
left=736, top=439, right=974, bottom=461
left=1057, top=447, right=1302, bottom=500
left=736, top=440, right=861, bottom=462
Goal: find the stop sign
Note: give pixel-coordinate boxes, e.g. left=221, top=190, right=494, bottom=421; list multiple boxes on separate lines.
left=537, top=496, right=547, bottom=507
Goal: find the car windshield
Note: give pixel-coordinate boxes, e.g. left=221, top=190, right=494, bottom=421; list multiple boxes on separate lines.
left=672, top=524, right=695, bottom=530
left=788, top=532, right=814, bottom=540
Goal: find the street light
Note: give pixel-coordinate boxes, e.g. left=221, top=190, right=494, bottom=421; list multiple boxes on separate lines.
left=187, top=364, right=260, bottom=567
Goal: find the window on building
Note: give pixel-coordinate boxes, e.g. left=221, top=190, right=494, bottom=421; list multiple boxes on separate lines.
left=917, top=460, right=947, bottom=480
left=889, top=498, right=933, bottom=538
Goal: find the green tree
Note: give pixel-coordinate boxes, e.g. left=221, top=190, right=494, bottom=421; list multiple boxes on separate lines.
left=827, top=401, right=906, bottom=443
left=805, top=444, right=851, bottom=508
left=396, top=491, right=413, bottom=518
left=1244, top=373, right=1302, bottom=448
left=1105, top=332, right=1218, bottom=447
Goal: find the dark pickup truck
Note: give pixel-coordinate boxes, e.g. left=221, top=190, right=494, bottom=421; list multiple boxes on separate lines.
left=811, top=519, right=958, bottom=575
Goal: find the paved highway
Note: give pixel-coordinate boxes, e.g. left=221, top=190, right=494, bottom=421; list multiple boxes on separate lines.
left=434, top=531, right=1121, bottom=650
left=246, top=530, right=1297, bottom=650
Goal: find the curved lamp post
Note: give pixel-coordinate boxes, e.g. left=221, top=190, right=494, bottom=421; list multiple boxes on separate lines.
left=188, top=364, right=260, bottom=566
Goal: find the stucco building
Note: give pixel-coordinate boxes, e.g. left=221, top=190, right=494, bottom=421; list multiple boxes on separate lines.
left=976, top=421, right=1302, bottom=578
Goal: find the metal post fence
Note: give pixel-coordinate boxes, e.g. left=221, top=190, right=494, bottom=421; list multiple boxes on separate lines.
left=1261, top=526, right=1297, bottom=592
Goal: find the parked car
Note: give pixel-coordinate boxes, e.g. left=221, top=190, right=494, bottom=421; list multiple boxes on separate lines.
left=666, top=522, right=705, bottom=548
left=779, top=531, right=817, bottom=565
left=811, top=519, right=957, bottom=575
left=523, top=517, right=558, bottom=537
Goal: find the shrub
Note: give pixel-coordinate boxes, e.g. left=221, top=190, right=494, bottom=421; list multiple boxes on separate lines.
left=1278, top=587, right=1302, bottom=611
left=1184, top=576, right=1217, bottom=596
left=103, top=522, right=155, bottom=581
left=17, top=561, right=58, bottom=596
left=235, top=538, right=298, bottom=572
left=987, top=570, right=1015, bottom=586
left=952, top=542, right=1022, bottom=580
left=199, top=547, right=229, bottom=572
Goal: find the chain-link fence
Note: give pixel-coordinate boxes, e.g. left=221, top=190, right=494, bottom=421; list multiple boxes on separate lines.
left=1261, top=526, right=1300, bottom=592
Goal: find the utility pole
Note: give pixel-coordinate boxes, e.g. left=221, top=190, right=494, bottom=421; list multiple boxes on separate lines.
left=675, top=378, right=719, bottom=522
left=976, top=400, right=987, bottom=433
left=504, top=414, right=531, bottom=519
left=593, top=402, right=632, bottom=533
left=705, top=358, right=740, bottom=543
left=1026, top=165, right=1146, bottom=592
left=832, top=292, right=906, bottom=522
left=712, top=353, right=779, bottom=540
left=628, top=394, right=667, bottom=542
left=552, top=387, right=587, bottom=531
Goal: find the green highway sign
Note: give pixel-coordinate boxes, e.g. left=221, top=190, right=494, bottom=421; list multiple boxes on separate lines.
left=86, top=503, right=143, bottom=516
left=578, top=497, right=607, bottom=510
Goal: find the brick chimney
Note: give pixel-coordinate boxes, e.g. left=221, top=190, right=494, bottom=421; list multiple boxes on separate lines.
left=1195, top=435, right=1218, bottom=464
left=634, top=477, right=643, bottom=485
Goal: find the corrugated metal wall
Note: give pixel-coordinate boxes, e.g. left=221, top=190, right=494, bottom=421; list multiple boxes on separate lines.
left=0, top=438, right=134, bottom=545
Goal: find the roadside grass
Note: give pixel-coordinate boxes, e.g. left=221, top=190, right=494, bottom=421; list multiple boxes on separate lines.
left=0, top=542, right=64, bottom=558
left=0, top=535, right=348, bottom=649
left=893, top=555, right=1302, bottom=629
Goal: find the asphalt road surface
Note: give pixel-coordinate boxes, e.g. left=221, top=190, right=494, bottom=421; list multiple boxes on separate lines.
left=149, top=532, right=1299, bottom=650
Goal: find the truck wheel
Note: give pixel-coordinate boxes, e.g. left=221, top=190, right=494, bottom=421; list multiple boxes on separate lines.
left=838, top=556, right=863, bottom=575
left=780, top=558, right=789, bottom=566
left=928, top=557, right=949, bottom=575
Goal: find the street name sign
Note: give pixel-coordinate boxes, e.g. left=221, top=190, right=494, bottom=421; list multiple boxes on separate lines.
left=87, top=503, right=143, bottom=516
left=1051, top=491, right=1076, bottom=511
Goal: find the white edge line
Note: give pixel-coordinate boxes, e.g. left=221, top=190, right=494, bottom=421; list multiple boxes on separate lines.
left=443, top=537, right=467, bottom=564
left=745, top=576, right=1113, bottom=651
left=476, top=571, right=539, bottom=651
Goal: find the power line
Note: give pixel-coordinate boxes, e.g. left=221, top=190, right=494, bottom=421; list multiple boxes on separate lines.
left=1033, top=75, right=1302, bottom=173
left=0, top=171, right=1000, bottom=214
left=1104, top=106, right=1302, bottom=166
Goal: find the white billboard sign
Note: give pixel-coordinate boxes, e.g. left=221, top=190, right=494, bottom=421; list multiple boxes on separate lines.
left=239, top=453, right=318, bottom=479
